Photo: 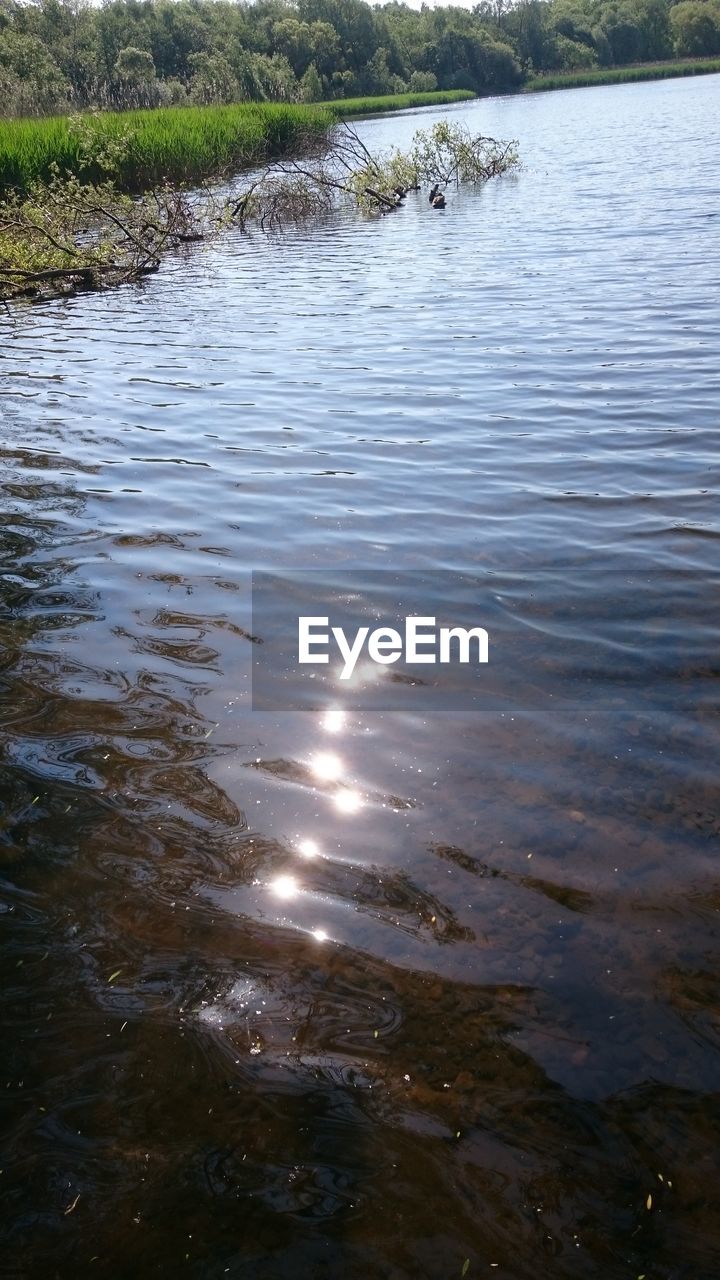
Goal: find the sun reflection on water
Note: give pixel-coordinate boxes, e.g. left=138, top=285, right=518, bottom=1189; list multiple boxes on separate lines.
left=321, top=707, right=346, bottom=734
left=333, top=788, right=363, bottom=815
left=338, top=658, right=387, bottom=689
left=310, top=751, right=343, bottom=782
left=270, top=873, right=299, bottom=900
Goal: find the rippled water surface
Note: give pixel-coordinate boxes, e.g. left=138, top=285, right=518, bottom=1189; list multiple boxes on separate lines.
left=2, top=77, right=720, bottom=1279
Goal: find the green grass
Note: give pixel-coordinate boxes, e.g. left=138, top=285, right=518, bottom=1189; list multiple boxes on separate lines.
left=0, top=95, right=474, bottom=197
left=525, top=58, right=720, bottom=93
left=0, top=101, right=334, bottom=196
left=322, top=90, right=475, bottom=118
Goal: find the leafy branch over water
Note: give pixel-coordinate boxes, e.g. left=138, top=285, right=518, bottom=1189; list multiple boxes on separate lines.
left=0, top=121, right=518, bottom=303
left=245, top=120, right=519, bottom=221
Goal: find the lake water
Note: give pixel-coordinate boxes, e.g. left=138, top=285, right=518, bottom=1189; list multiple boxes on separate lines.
left=2, top=75, right=720, bottom=1278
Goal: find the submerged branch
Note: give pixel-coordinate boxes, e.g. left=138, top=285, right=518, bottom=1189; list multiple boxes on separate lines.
left=364, top=187, right=400, bottom=210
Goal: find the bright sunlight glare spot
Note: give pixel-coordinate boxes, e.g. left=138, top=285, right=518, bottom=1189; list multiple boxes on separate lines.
left=270, top=874, right=299, bottom=900
left=322, top=707, right=346, bottom=734
left=297, top=838, right=319, bottom=858
left=312, top=928, right=329, bottom=943
left=333, top=788, right=363, bottom=815
left=339, top=658, right=386, bottom=688
left=311, top=751, right=343, bottom=782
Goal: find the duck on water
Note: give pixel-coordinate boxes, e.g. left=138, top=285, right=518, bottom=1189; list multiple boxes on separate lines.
left=429, top=184, right=446, bottom=209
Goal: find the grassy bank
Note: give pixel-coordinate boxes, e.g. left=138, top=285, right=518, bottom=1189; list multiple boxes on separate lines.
left=323, top=90, right=475, bottom=118
left=0, top=101, right=333, bottom=197
left=526, top=58, right=720, bottom=93
left=0, top=92, right=474, bottom=196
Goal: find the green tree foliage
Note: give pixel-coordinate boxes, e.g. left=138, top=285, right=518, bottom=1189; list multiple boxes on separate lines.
left=188, top=51, right=238, bottom=105
left=0, top=0, right=713, bottom=117
left=555, top=32, right=598, bottom=65
left=408, top=70, right=438, bottom=92
left=114, top=45, right=163, bottom=107
left=300, top=61, right=323, bottom=100
left=115, top=46, right=156, bottom=85
left=0, top=29, right=70, bottom=114
left=670, top=1, right=720, bottom=56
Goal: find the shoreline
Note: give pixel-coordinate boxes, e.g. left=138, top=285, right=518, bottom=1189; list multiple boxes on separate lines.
left=2, top=60, right=718, bottom=197
left=524, top=57, right=720, bottom=94
left=321, top=90, right=475, bottom=118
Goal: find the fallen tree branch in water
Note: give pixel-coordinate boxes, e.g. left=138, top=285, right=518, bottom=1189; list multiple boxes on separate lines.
left=1, top=265, right=108, bottom=280
left=0, top=171, right=217, bottom=301
left=225, top=121, right=518, bottom=225
left=1, top=123, right=518, bottom=303
left=364, top=187, right=401, bottom=210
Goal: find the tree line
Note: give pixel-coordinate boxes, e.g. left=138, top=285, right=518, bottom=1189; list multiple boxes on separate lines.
left=1, top=0, right=719, bottom=117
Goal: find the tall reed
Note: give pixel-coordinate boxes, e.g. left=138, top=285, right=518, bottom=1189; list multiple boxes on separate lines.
left=324, top=90, right=475, bottom=118
left=0, top=102, right=333, bottom=196
left=526, top=58, right=720, bottom=93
